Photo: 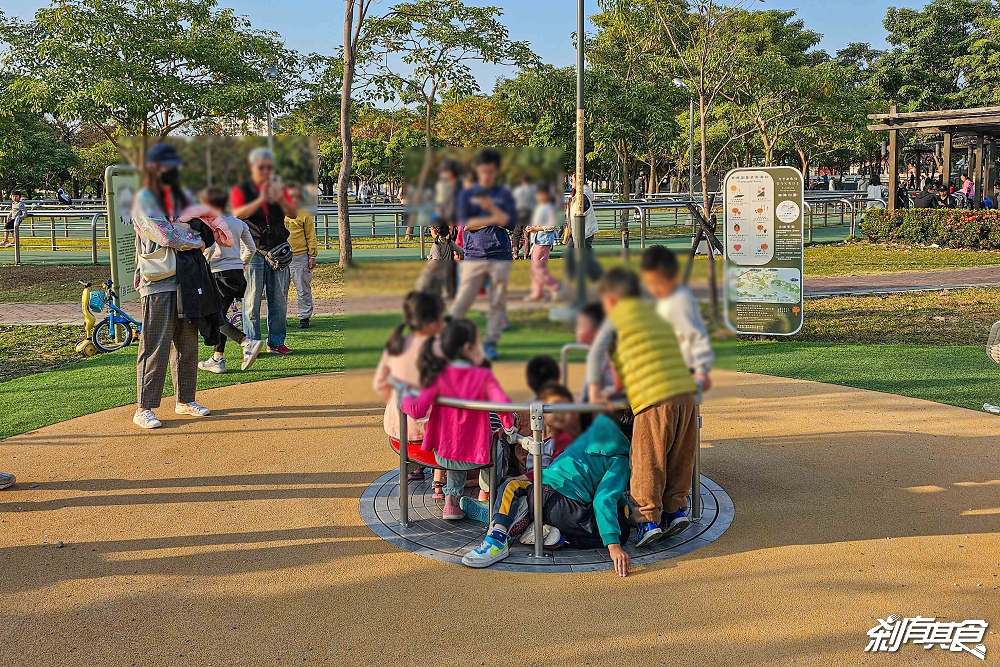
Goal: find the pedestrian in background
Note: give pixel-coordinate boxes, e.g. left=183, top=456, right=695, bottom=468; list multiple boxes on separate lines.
left=231, top=147, right=298, bottom=355
left=131, top=142, right=213, bottom=430
left=285, top=184, right=318, bottom=329
left=512, top=175, right=536, bottom=259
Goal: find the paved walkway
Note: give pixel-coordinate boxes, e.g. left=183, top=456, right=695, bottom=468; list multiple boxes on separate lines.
left=4, top=266, right=999, bottom=324
left=1, top=365, right=998, bottom=665
left=804, top=266, right=1000, bottom=298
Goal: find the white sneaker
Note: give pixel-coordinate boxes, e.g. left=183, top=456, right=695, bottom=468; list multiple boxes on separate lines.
left=133, top=409, right=162, bottom=429
left=175, top=401, right=210, bottom=417
left=241, top=340, right=264, bottom=371
left=198, top=357, right=227, bottom=374
left=519, top=523, right=563, bottom=547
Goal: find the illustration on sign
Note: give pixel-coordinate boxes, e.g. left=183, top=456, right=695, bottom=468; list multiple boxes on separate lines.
left=723, top=167, right=804, bottom=335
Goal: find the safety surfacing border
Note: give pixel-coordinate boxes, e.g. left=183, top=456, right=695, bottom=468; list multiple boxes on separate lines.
left=359, top=470, right=735, bottom=573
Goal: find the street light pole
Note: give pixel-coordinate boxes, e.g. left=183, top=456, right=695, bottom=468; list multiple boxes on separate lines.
left=265, top=66, right=279, bottom=154
left=573, top=0, right=587, bottom=308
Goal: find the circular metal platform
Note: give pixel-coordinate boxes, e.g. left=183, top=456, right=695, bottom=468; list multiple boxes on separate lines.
left=359, top=470, right=734, bottom=573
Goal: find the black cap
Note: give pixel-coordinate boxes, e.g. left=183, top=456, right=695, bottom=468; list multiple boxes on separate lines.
left=146, top=142, right=184, bottom=168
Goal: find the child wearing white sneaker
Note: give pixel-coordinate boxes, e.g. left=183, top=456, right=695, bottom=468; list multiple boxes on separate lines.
left=400, top=318, right=514, bottom=521
left=195, top=187, right=262, bottom=374
left=462, top=410, right=634, bottom=577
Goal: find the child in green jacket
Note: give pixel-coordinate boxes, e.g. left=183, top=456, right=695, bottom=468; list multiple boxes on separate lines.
left=461, top=412, right=634, bottom=577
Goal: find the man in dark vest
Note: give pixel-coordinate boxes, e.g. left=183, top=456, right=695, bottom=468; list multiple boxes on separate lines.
left=230, top=147, right=299, bottom=355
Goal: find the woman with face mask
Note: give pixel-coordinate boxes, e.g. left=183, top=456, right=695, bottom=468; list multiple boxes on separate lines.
left=130, top=143, right=214, bottom=429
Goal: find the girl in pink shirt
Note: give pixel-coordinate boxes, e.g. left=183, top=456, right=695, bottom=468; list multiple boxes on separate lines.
left=402, top=319, right=514, bottom=520
left=373, top=292, right=445, bottom=487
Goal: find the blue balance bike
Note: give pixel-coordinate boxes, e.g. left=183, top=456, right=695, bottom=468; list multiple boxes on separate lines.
left=78, top=280, right=143, bottom=354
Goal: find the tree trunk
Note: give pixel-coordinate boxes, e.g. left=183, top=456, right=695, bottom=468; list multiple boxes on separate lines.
left=337, top=0, right=358, bottom=268
left=648, top=150, right=657, bottom=196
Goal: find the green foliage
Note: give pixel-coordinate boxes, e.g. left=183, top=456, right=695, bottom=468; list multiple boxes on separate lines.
left=878, top=0, right=991, bottom=110
left=492, top=65, right=580, bottom=169
left=69, top=140, right=119, bottom=195
left=365, top=0, right=537, bottom=148
left=0, top=109, right=79, bottom=196
left=861, top=208, right=1000, bottom=249
left=0, top=0, right=300, bottom=165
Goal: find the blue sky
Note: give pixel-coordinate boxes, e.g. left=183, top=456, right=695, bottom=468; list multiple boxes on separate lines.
left=5, top=0, right=922, bottom=91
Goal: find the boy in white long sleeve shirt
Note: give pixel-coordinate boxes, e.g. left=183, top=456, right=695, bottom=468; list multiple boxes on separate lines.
left=640, top=245, right=714, bottom=391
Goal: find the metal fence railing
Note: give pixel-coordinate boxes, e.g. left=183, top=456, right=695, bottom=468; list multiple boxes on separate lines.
left=2, top=191, right=886, bottom=265
left=11, top=210, right=107, bottom=265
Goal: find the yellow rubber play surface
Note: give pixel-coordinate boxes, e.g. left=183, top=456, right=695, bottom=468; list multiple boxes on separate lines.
left=1, top=365, right=998, bottom=666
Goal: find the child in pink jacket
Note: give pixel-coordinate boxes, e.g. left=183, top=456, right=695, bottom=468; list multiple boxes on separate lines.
left=402, top=318, right=514, bottom=520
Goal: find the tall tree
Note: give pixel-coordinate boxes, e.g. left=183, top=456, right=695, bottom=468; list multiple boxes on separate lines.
left=0, top=0, right=298, bottom=170
left=493, top=65, right=581, bottom=169
left=877, top=0, right=990, bottom=110
left=367, top=0, right=537, bottom=225
left=590, top=2, right=681, bottom=201
left=639, top=0, right=758, bottom=214
left=337, top=1, right=378, bottom=268
left=0, top=108, right=78, bottom=198
left=368, top=0, right=537, bottom=154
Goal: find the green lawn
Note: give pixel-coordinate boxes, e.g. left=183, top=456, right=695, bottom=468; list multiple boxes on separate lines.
left=804, top=243, right=1000, bottom=276
left=728, top=341, right=998, bottom=412
left=0, top=316, right=343, bottom=440
left=4, top=302, right=999, bottom=440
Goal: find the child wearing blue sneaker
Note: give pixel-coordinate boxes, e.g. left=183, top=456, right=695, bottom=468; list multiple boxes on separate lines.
left=586, top=268, right=698, bottom=549
left=462, top=411, right=634, bottom=577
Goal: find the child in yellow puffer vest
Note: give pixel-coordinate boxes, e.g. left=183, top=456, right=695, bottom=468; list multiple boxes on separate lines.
left=586, top=267, right=698, bottom=548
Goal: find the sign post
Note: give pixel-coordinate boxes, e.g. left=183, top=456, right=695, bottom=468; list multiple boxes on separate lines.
left=723, top=166, right=804, bottom=335
left=105, top=165, right=141, bottom=304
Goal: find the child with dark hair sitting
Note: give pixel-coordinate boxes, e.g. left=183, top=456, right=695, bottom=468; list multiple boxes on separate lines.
left=509, top=355, right=562, bottom=475
left=462, top=408, right=635, bottom=577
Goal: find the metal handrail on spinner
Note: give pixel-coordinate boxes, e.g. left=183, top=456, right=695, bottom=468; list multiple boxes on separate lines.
left=389, top=366, right=704, bottom=561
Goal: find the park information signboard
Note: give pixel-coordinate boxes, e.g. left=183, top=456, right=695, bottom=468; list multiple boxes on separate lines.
left=723, top=166, right=804, bottom=335
left=105, top=165, right=141, bottom=304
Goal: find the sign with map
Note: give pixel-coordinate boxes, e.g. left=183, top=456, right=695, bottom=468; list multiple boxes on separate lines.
left=723, top=167, right=804, bottom=335
left=105, top=165, right=141, bottom=304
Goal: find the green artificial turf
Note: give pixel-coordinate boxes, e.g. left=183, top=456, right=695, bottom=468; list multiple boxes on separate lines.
left=0, top=316, right=343, bottom=440
left=724, top=340, right=998, bottom=412
left=3, top=309, right=998, bottom=441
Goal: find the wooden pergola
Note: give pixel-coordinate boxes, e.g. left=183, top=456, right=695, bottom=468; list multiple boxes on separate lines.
left=867, top=105, right=1000, bottom=210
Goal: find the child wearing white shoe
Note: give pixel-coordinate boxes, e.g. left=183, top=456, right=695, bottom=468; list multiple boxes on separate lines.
left=195, top=187, right=262, bottom=374
left=462, top=410, right=634, bottom=577
left=400, top=318, right=514, bottom=521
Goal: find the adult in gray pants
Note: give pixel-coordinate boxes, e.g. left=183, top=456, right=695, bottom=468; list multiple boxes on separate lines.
left=131, top=143, right=213, bottom=430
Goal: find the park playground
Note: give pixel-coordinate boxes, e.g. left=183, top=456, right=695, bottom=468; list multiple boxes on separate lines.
left=3, top=240, right=1000, bottom=664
